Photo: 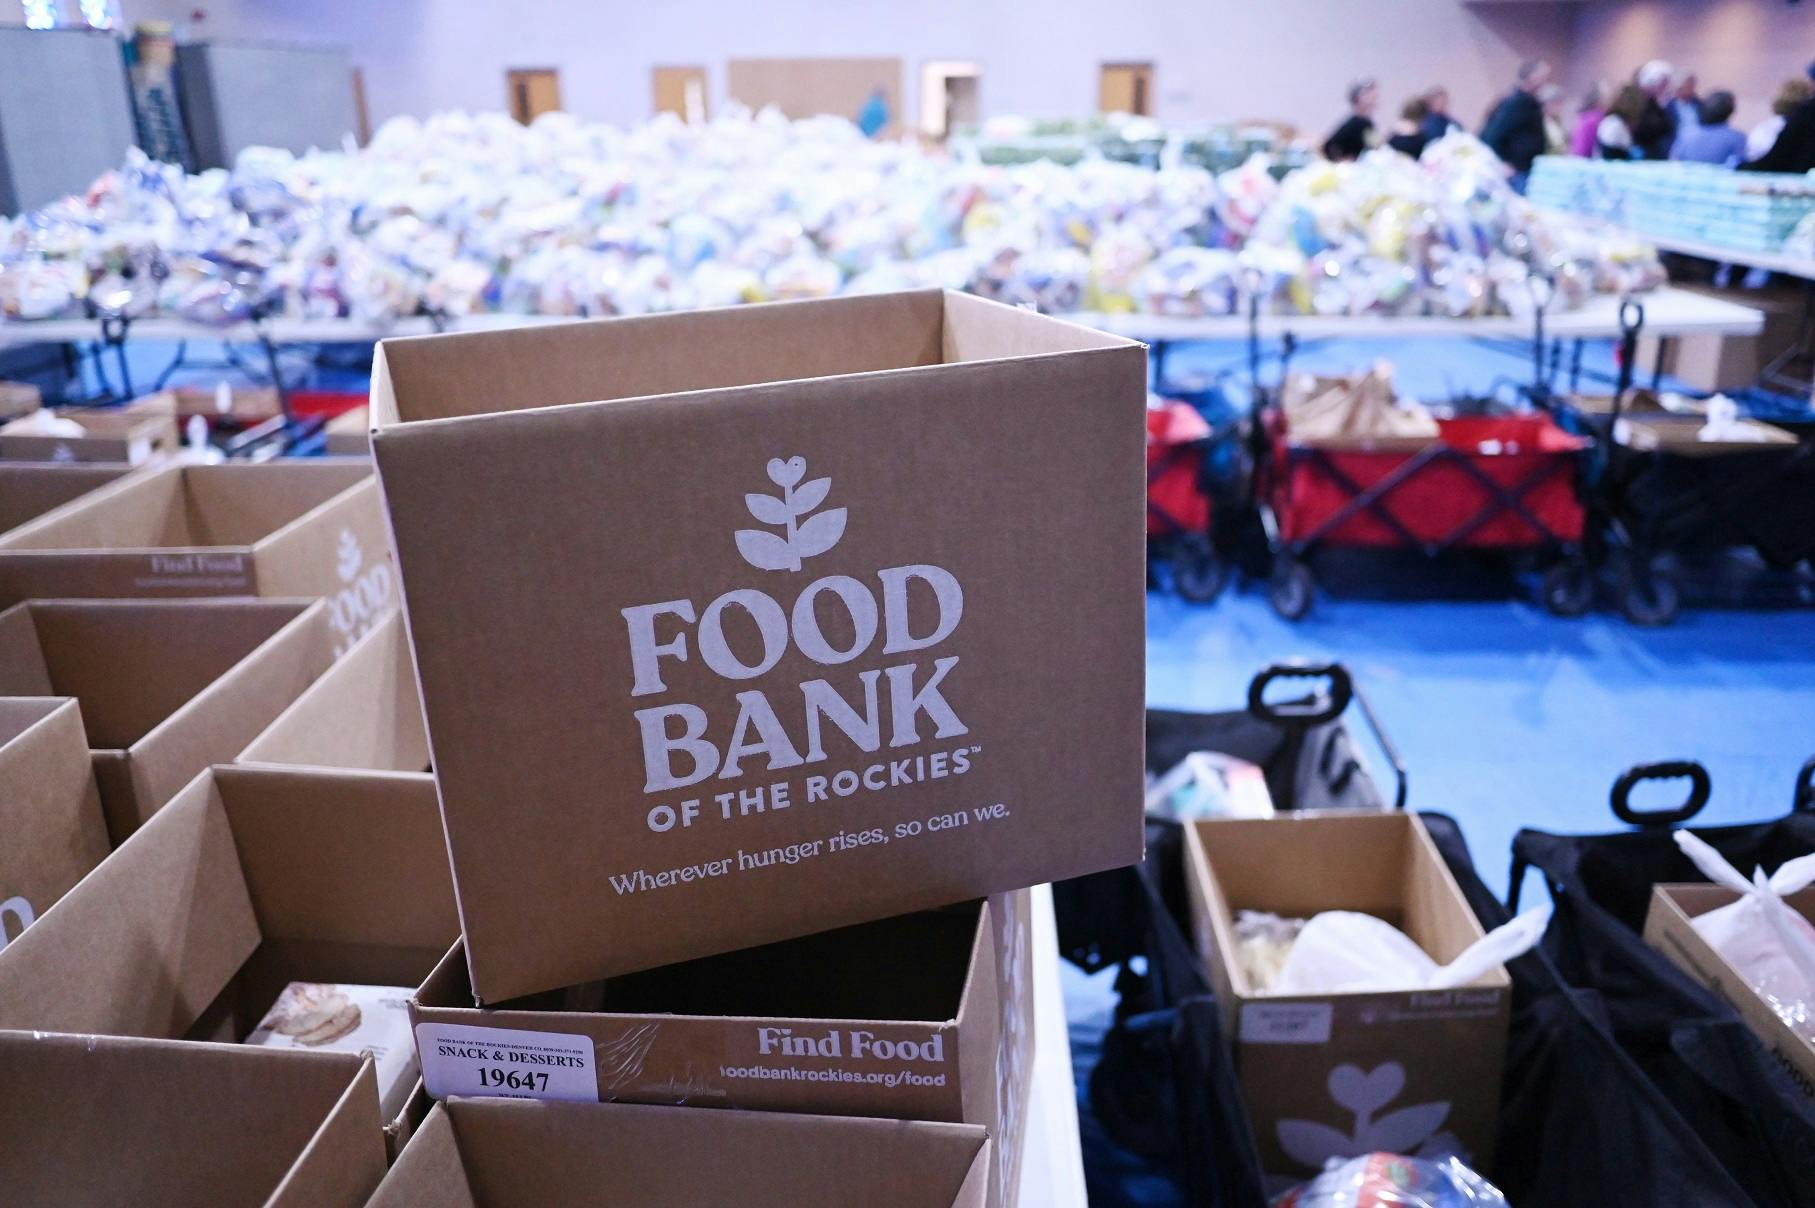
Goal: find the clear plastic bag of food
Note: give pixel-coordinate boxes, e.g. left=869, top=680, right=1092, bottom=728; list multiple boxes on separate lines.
left=1272, top=1152, right=1507, bottom=1207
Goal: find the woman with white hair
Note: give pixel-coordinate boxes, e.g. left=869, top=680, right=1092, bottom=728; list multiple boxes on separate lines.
left=1631, top=60, right=1679, bottom=159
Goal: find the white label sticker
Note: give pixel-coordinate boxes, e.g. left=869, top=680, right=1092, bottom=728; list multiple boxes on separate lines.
left=1239, top=1002, right=1334, bottom=1045
left=415, top=1022, right=599, bottom=1102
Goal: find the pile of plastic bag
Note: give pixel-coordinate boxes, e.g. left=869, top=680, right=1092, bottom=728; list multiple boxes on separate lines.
left=0, top=108, right=1660, bottom=327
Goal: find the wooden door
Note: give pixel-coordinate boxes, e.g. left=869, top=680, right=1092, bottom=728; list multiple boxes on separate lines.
left=507, top=69, right=562, bottom=125
left=652, top=66, right=708, bottom=121
left=1099, top=63, right=1154, bottom=117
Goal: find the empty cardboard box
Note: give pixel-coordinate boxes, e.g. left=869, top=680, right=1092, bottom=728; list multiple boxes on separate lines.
left=0, top=461, right=134, bottom=533
left=0, top=1030, right=386, bottom=1208
left=0, top=462, right=395, bottom=649
left=1184, top=811, right=1511, bottom=1180
left=0, top=763, right=457, bottom=1147
left=412, top=889, right=1032, bottom=1208
left=0, top=697, right=106, bottom=951
left=324, top=405, right=370, bottom=455
left=369, top=289, right=1147, bottom=1000
left=238, top=611, right=428, bottom=774
left=0, top=408, right=178, bottom=463
left=1645, top=883, right=1815, bottom=1104
left=372, top=1098, right=990, bottom=1208
left=0, top=598, right=334, bottom=841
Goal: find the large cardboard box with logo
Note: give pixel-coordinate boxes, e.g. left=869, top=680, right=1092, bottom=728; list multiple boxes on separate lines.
left=0, top=1030, right=386, bottom=1208
left=0, top=764, right=457, bottom=1148
left=0, top=461, right=134, bottom=534
left=1644, top=883, right=1815, bottom=1104
left=0, top=462, right=394, bottom=648
left=410, top=888, right=1032, bottom=1208
left=1184, top=812, right=1511, bottom=1182
left=0, top=697, right=106, bottom=952
left=0, top=598, right=334, bottom=842
left=369, top=290, right=1147, bottom=1001
left=372, top=1098, right=991, bottom=1208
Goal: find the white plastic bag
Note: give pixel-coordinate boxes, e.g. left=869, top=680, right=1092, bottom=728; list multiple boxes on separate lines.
left=1271, top=908, right=1546, bottom=996
left=1674, top=831, right=1815, bottom=1041
left=1145, top=751, right=1274, bottom=821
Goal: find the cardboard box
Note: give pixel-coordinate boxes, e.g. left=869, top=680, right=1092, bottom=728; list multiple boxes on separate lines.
left=0, top=1030, right=387, bottom=1208
left=1184, top=812, right=1511, bottom=1180
left=1636, top=284, right=1805, bottom=393
left=238, top=611, right=428, bottom=773
left=0, top=763, right=457, bottom=1149
left=129, top=383, right=284, bottom=422
left=372, top=1098, right=991, bottom=1208
left=0, top=461, right=135, bottom=534
left=0, top=697, right=106, bottom=950
left=1645, top=883, right=1815, bottom=1104
left=411, top=889, right=1033, bottom=1208
left=324, top=404, right=370, bottom=455
left=0, top=598, right=335, bottom=841
left=0, top=408, right=178, bottom=463
left=0, top=379, right=42, bottom=419
left=370, top=289, right=1147, bottom=999
left=0, top=462, right=394, bottom=646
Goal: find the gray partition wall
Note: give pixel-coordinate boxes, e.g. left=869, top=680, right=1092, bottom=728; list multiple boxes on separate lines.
left=177, top=41, right=358, bottom=169
left=0, top=28, right=137, bottom=216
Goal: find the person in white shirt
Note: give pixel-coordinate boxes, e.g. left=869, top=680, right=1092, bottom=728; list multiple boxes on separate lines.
left=1748, top=77, right=1815, bottom=163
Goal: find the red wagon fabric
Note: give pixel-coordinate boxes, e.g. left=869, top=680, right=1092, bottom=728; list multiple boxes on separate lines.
left=1273, top=415, right=1587, bottom=549
left=1147, top=400, right=1213, bottom=537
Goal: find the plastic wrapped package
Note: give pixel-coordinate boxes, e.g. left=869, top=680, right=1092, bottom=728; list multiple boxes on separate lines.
left=1272, top=1153, right=1507, bottom=1207
left=1674, top=831, right=1815, bottom=1042
left=1138, top=246, right=1241, bottom=316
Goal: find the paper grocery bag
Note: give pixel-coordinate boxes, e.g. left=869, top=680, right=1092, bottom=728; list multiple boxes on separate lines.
left=370, top=290, right=1147, bottom=1001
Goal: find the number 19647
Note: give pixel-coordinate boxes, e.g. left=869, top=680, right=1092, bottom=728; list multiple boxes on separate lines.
left=478, top=1066, right=548, bottom=1092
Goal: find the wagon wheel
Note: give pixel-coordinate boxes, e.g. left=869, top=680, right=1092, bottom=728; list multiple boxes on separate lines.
left=1619, top=558, right=1682, bottom=626
left=1173, top=533, right=1228, bottom=603
left=1539, top=558, right=1594, bottom=618
left=1268, top=557, right=1314, bottom=621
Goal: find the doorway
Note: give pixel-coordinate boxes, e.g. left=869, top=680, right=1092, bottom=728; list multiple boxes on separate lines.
left=507, top=68, right=562, bottom=125
left=920, top=61, right=980, bottom=140
left=1099, top=62, right=1154, bottom=117
left=652, top=66, right=708, bottom=122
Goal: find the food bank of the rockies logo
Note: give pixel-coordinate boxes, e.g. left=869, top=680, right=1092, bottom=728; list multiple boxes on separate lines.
left=328, top=529, right=394, bottom=654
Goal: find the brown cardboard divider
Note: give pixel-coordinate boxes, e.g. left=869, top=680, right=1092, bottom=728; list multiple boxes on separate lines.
left=1644, top=883, right=1815, bottom=1103
left=0, top=598, right=336, bottom=842
left=0, top=1031, right=386, bottom=1208
left=0, top=697, right=106, bottom=949
left=370, top=289, right=1147, bottom=1002
left=238, top=610, right=428, bottom=773
left=0, top=463, right=394, bottom=642
left=373, top=1098, right=989, bottom=1208
left=0, top=461, right=136, bottom=534
left=324, top=404, right=370, bottom=455
left=412, top=888, right=1033, bottom=1208
left=1184, top=812, right=1511, bottom=1180
left=0, top=409, right=179, bottom=463
left=0, top=763, right=458, bottom=1147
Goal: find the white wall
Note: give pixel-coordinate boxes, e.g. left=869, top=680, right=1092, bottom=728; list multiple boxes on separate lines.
left=119, top=0, right=1574, bottom=140
left=1571, top=0, right=1815, bottom=130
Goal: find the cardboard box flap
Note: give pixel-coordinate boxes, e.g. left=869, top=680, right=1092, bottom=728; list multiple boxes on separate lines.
left=215, top=764, right=456, bottom=953
left=370, top=1106, right=477, bottom=1207
left=0, top=774, right=261, bottom=1035
left=0, top=601, right=53, bottom=692
left=0, top=462, right=135, bottom=534
left=267, top=1058, right=390, bottom=1208
left=0, top=462, right=371, bottom=552
left=375, top=1099, right=990, bottom=1208
left=0, top=1031, right=377, bottom=1208
left=0, top=599, right=308, bottom=748
left=371, top=290, right=1135, bottom=426
left=238, top=611, right=427, bottom=772
left=0, top=696, right=107, bottom=942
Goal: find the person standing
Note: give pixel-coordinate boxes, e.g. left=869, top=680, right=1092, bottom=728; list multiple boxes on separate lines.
left=1540, top=84, right=1569, bottom=156
left=1747, top=77, right=1815, bottom=163
left=1596, top=84, right=1651, bottom=159
left=1420, top=86, right=1461, bottom=144
left=1671, top=73, right=1704, bottom=131
left=1481, top=59, right=1551, bottom=191
left=1387, top=96, right=1433, bottom=158
left=1571, top=82, right=1610, bottom=157
left=1672, top=91, right=1746, bottom=166
left=1632, top=60, right=1679, bottom=159
left=1323, top=79, right=1379, bottom=162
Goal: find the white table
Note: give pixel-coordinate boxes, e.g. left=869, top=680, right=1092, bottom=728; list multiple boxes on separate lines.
left=1014, top=884, right=1088, bottom=1208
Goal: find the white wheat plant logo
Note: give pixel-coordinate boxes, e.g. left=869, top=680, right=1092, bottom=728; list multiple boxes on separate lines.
left=736, top=456, right=846, bottom=572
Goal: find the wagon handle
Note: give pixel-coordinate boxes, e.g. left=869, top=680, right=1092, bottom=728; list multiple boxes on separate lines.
left=1611, top=760, right=1711, bottom=827
left=1795, top=756, right=1815, bottom=814
left=1248, top=660, right=1352, bottom=727
left=1611, top=298, right=1645, bottom=428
